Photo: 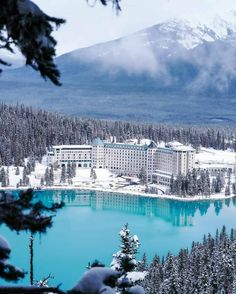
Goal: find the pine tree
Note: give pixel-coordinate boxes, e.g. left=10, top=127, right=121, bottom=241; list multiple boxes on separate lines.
left=0, top=168, right=7, bottom=187
left=111, top=224, right=145, bottom=293
left=6, top=168, right=9, bottom=187
left=139, top=167, right=147, bottom=185
left=60, top=165, right=66, bottom=183
left=26, top=162, right=32, bottom=175
left=40, top=178, right=44, bottom=186
left=137, top=253, right=148, bottom=272
left=67, top=163, right=72, bottom=179
left=159, top=253, right=181, bottom=294
left=211, top=178, right=217, bottom=194
left=44, top=167, right=50, bottom=186
left=18, top=179, right=23, bottom=187
left=111, top=223, right=140, bottom=273
left=72, top=163, right=77, bottom=177
left=49, top=166, right=54, bottom=186
left=22, top=166, right=28, bottom=186
left=15, top=166, right=20, bottom=176
left=216, top=173, right=224, bottom=193
left=143, top=255, right=162, bottom=294
left=225, top=184, right=231, bottom=196
left=232, top=183, right=236, bottom=195
left=170, top=174, right=174, bottom=194
left=90, top=168, right=97, bottom=180
left=175, top=174, right=183, bottom=196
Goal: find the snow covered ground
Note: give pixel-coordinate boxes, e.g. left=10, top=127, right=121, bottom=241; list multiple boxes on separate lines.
left=196, top=147, right=236, bottom=165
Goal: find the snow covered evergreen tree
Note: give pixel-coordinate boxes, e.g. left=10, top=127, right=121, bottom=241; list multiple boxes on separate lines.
left=111, top=224, right=140, bottom=273
left=225, top=184, right=231, bottom=196
left=0, top=167, right=7, bottom=187
left=49, top=165, right=54, bottom=186
left=215, top=172, right=225, bottom=193
left=141, top=226, right=236, bottom=294
left=111, top=224, right=146, bottom=293
left=233, top=183, right=236, bottom=195
left=69, top=224, right=145, bottom=294
left=15, top=166, right=20, bottom=176
left=139, top=167, right=147, bottom=185
left=44, top=166, right=54, bottom=186
left=60, top=165, right=66, bottom=183
left=137, top=253, right=148, bottom=272
left=90, top=168, right=97, bottom=180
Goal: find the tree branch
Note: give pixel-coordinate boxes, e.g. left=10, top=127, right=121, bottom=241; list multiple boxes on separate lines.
left=0, top=285, right=66, bottom=294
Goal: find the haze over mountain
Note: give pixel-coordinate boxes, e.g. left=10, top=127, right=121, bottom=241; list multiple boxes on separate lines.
left=1, top=16, right=236, bottom=124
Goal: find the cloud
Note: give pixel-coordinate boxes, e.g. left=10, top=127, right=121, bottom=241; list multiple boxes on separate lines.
left=186, top=39, right=236, bottom=93
left=96, top=36, right=165, bottom=76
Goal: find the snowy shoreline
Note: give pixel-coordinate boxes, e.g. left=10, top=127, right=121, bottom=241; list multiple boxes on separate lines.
left=1, top=185, right=235, bottom=202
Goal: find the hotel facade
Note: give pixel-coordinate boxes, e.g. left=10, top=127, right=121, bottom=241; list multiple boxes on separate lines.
left=47, top=139, right=196, bottom=184
left=152, top=141, right=196, bottom=186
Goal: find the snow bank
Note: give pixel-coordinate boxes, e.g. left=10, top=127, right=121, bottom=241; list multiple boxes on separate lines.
left=70, top=267, right=120, bottom=294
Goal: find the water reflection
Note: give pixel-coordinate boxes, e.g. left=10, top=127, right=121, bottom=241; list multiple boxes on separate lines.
left=35, top=190, right=236, bottom=227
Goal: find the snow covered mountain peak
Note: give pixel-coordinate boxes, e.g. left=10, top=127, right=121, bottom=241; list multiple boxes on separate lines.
left=144, top=15, right=236, bottom=50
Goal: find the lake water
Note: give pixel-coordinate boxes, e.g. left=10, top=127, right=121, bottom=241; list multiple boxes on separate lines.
left=1, top=190, right=236, bottom=290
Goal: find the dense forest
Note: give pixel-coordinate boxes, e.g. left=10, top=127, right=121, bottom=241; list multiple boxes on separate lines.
left=141, top=226, right=236, bottom=293
left=169, top=169, right=236, bottom=197
left=0, top=103, right=236, bottom=166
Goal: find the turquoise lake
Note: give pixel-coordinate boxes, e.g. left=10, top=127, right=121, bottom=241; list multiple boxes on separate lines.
left=1, top=190, right=236, bottom=290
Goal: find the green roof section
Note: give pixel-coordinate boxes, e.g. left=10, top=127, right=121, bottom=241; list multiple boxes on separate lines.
left=92, top=138, right=159, bottom=150
left=92, top=138, right=105, bottom=146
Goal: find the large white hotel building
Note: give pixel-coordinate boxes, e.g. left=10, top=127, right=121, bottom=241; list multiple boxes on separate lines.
left=152, top=141, right=195, bottom=186
left=47, top=138, right=196, bottom=185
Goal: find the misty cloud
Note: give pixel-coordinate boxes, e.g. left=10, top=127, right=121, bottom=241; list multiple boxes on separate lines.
left=68, top=17, right=236, bottom=95
left=186, top=39, right=236, bottom=93
left=97, top=35, right=169, bottom=77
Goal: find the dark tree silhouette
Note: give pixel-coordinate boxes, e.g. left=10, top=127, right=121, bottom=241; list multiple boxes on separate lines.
left=0, top=189, right=65, bottom=293
left=0, top=0, right=121, bottom=85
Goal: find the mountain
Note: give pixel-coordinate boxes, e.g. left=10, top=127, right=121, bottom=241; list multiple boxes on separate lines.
left=1, top=17, right=236, bottom=124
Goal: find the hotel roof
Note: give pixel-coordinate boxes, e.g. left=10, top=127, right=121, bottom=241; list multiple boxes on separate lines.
left=92, top=137, right=158, bottom=150
left=158, top=141, right=195, bottom=152
left=92, top=138, right=105, bottom=146
left=53, top=145, right=92, bottom=149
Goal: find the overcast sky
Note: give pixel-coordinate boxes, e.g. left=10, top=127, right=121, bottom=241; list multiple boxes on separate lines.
left=34, top=0, right=236, bottom=55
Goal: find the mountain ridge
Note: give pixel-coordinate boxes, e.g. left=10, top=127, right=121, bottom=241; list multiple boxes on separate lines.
left=1, top=17, right=236, bottom=125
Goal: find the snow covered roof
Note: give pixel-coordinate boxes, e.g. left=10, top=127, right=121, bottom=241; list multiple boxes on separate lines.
left=53, top=145, right=92, bottom=149
left=153, top=170, right=173, bottom=177
left=125, top=139, right=152, bottom=145
left=158, top=141, right=195, bottom=152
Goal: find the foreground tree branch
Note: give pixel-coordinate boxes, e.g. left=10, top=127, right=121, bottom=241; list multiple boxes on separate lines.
left=0, top=285, right=66, bottom=294
left=0, top=0, right=121, bottom=85
left=0, top=0, right=65, bottom=85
